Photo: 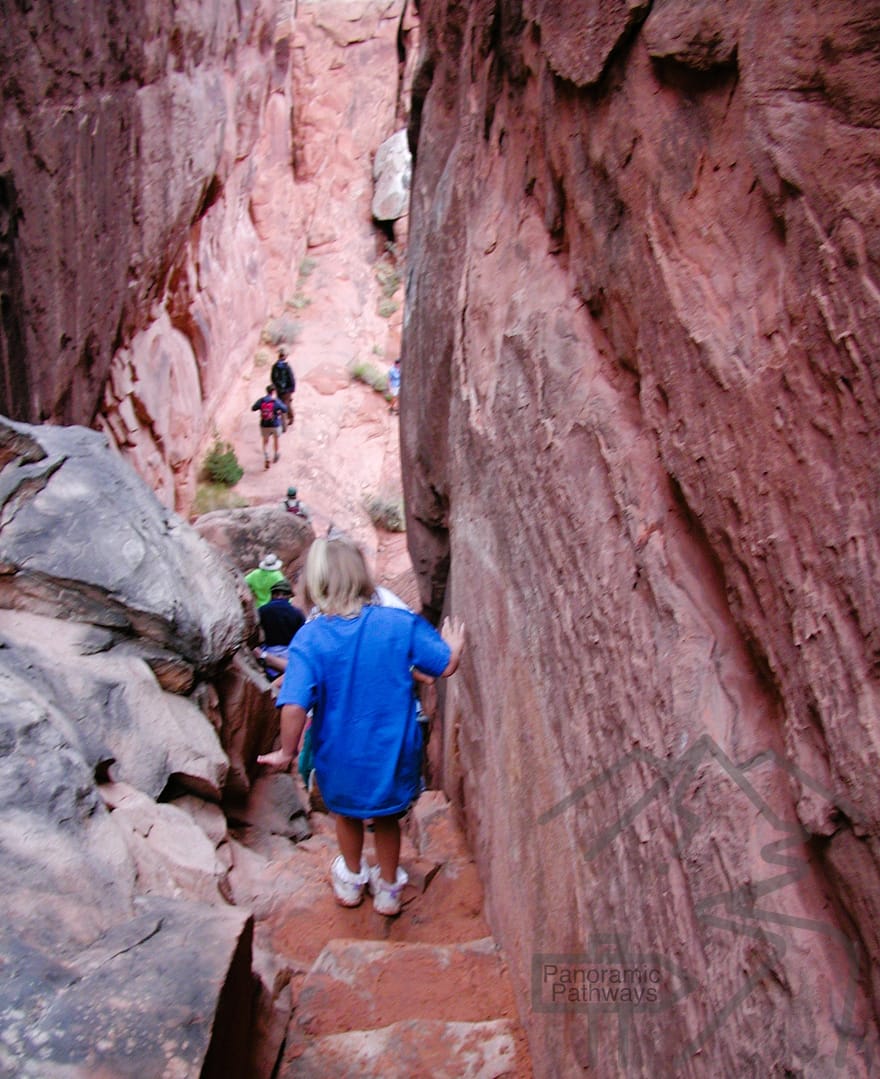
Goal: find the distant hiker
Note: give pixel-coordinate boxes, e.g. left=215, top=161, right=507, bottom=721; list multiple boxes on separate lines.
left=284, top=486, right=309, bottom=520
left=256, top=577, right=305, bottom=680
left=271, top=350, right=296, bottom=431
left=245, top=553, right=285, bottom=607
left=258, top=536, right=465, bottom=916
left=252, top=385, right=287, bottom=468
left=387, top=358, right=401, bottom=413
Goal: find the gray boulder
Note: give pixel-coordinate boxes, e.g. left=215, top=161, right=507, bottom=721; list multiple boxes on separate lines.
left=0, top=418, right=284, bottom=1075
left=0, top=610, right=229, bottom=800
left=1, top=897, right=253, bottom=1079
left=371, top=128, right=411, bottom=221
left=0, top=418, right=248, bottom=668
left=193, top=502, right=314, bottom=587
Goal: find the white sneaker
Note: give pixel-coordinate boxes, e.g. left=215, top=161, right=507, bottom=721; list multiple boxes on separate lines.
left=330, top=855, right=368, bottom=907
left=369, top=864, right=409, bottom=916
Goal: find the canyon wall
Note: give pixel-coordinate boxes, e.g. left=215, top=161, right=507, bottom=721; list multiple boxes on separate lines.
left=403, top=1, right=880, bottom=1075
left=0, top=0, right=414, bottom=511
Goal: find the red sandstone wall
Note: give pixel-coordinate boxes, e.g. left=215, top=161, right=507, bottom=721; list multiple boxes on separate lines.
left=0, top=0, right=413, bottom=510
left=403, top=1, right=880, bottom=1074
left=2, top=2, right=279, bottom=425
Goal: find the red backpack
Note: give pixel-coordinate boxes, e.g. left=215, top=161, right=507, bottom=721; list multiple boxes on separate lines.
left=260, top=397, right=276, bottom=423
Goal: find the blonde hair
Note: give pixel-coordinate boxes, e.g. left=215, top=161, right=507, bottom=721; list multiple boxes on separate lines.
left=304, top=538, right=375, bottom=616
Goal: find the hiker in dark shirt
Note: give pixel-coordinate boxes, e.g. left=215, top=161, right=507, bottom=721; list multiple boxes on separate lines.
left=251, top=385, right=288, bottom=469
left=270, top=350, right=296, bottom=432
left=255, top=578, right=305, bottom=680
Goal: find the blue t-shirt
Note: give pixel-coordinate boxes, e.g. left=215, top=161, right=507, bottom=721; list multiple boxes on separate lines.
left=276, top=605, right=451, bottom=817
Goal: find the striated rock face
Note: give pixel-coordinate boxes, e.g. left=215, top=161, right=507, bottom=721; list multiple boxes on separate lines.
left=0, top=417, right=304, bottom=1076
left=0, top=419, right=247, bottom=667
left=403, top=1, right=880, bottom=1075
left=0, top=0, right=415, bottom=512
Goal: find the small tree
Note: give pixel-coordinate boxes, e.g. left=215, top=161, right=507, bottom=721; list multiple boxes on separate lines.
left=202, top=440, right=244, bottom=486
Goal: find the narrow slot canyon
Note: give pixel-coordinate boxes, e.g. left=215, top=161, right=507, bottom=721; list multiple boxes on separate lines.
left=1, top=3, right=880, bottom=1078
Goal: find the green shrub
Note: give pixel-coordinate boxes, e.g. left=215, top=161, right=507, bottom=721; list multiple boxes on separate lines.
left=299, top=256, right=317, bottom=277
left=378, top=297, right=399, bottom=319
left=202, top=440, right=244, bottom=486
left=365, top=493, right=405, bottom=532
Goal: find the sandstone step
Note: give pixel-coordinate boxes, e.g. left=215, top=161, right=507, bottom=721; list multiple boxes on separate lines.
left=282, top=1017, right=521, bottom=1078
left=245, top=789, right=531, bottom=1074
left=294, top=936, right=519, bottom=1037
left=409, top=789, right=473, bottom=866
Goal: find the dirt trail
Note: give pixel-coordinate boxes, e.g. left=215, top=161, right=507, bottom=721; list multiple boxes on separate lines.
left=213, top=244, right=531, bottom=1073
left=211, top=242, right=415, bottom=596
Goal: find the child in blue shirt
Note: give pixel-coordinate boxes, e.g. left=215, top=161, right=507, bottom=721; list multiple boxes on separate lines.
left=258, top=537, right=465, bottom=914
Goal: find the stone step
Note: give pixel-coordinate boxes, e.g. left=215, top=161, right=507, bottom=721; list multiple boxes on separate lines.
left=409, top=789, right=473, bottom=866
left=248, top=790, right=531, bottom=1076
left=294, top=937, right=519, bottom=1037
left=282, top=1017, right=521, bottom=1078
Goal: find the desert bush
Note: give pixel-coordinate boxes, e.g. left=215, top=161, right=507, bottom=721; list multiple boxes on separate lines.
left=286, top=293, right=312, bottom=310
left=376, top=261, right=401, bottom=299
left=262, top=317, right=302, bottom=348
left=377, top=297, right=399, bottom=319
left=365, top=493, right=405, bottom=532
left=349, top=360, right=390, bottom=397
left=192, top=483, right=249, bottom=516
left=202, top=440, right=244, bottom=486
left=299, top=256, right=317, bottom=277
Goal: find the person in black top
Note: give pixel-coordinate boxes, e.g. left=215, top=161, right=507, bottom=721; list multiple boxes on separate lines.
left=255, top=578, right=305, bottom=679
left=270, top=350, right=296, bottom=432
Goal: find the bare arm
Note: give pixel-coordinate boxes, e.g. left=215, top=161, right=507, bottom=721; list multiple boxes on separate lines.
left=419, top=679, right=438, bottom=721
left=254, top=647, right=288, bottom=674
left=413, top=616, right=466, bottom=682
left=257, top=703, right=308, bottom=771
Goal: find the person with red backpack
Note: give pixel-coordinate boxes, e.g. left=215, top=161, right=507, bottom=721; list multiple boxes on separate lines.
left=251, top=385, right=288, bottom=469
